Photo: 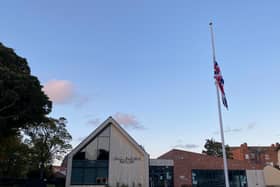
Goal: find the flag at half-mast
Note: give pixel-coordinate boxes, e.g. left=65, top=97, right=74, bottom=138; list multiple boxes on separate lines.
left=214, top=61, right=228, bottom=109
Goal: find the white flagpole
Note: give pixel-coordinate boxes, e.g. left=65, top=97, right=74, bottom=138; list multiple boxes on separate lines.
left=209, top=22, right=230, bottom=187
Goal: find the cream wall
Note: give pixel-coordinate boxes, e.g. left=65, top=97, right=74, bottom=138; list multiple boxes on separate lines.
left=66, top=118, right=149, bottom=187
left=246, top=170, right=265, bottom=187
left=108, top=125, right=149, bottom=187
left=264, top=165, right=280, bottom=186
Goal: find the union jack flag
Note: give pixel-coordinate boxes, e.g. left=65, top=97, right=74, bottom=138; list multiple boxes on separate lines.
left=214, top=61, right=228, bottom=109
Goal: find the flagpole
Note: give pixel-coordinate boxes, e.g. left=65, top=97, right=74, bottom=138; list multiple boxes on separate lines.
left=209, top=22, right=230, bottom=187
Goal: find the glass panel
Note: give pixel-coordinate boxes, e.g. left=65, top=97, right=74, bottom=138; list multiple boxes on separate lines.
left=97, top=167, right=108, bottom=178
left=84, top=168, right=96, bottom=184
left=71, top=160, right=109, bottom=185
left=98, top=137, right=109, bottom=151
left=73, top=152, right=85, bottom=160
left=96, top=167, right=108, bottom=184
left=72, top=160, right=85, bottom=167
left=149, top=166, right=174, bottom=187
left=71, top=168, right=83, bottom=184
left=71, top=126, right=110, bottom=185
left=191, top=170, right=247, bottom=187
left=97, top=137, right=109, bottom=160
left=84, top=138, right=98, bottom=160
left=74, top=125, right=110, bottom=161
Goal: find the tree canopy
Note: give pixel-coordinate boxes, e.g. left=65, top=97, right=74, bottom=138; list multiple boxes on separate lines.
left=25, top=117, right=72, bottom=178
left=0, top=42, right=72, bottom=180
left=0, top=42, right=52, bottom=139
left=0, top=134, right=30, bottom=177
left=202, top=138, right=233, bottom=159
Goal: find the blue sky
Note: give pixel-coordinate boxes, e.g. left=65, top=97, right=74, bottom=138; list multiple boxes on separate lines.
left=1, top=1, right=280, bottom=159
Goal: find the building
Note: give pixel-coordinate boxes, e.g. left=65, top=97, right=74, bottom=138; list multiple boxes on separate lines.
left=263, top=165, right=280, bottom=186
left=159, top=149, right=265, bottom=187
left=52, top=165, right=66, bottom=178
left=230, top=143, right=280, bottom=167
left=66, top=117, right=149, bottom=187
left=149, top=159, right=174, bottom=187
left=65, top=117, right=271, bottom=187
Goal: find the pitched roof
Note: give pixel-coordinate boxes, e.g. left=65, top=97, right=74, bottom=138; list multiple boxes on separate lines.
left=68, top=116, right=148, bottom=158
left=159, top=149, right=263, bottom=170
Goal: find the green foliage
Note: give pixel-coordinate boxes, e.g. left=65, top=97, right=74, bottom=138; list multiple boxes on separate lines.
left=0, top=134, right=30, bottom=177
left=0, top=42, right=72, bottom=179
left=0, top=42, right=52, bottom=139
left=202, top=138, right=233, bottom=159
left=0, top=117, right=72, bottom=179
left=24, top=117, right=72, bottom=178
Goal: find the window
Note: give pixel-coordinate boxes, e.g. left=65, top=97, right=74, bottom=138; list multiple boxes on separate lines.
left=149, top=166, right=173, bottom=187
left=71, top=160, right=109, bottom=185
left=245, top=154, right=249, bottom=159
left=71, top=126, right=110, bottom=185
left=192, top=170, right=247, bottom=187
left=265, top=162, right=273, bottom=166
left=250, top=153, right=255, bottom=159
left=265, top=154, right=270, bottom=160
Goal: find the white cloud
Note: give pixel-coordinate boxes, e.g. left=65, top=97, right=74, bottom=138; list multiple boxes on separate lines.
left=43, top=80, right=74, bottom=104
left=87, top=118, right=101, bottom=126
left=225, top=127, right=242, bottom=133
left=213, top=127, right=242, bottom=135
left=247, top=122, right=256, bottom=130
left=43, top=80, right=91, bottom=107
left=114, top=112, right=144, bottom=129
left=75, top=96, right=90, bottom=108
left=174, top=144, right=199, bottom=149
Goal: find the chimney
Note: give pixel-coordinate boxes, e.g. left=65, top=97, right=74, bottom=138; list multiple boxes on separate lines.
left=241, top=143, right=248, bottom=148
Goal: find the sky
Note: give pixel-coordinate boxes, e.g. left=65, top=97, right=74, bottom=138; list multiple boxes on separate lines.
left=1, top=1, right=280, bottom=159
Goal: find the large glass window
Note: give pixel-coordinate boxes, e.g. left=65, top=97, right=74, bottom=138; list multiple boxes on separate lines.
left=192, top=170, right=247, bottom=187
left=71, top=126, right=110, bottom=185
left=149, top=166, right=174, bottom=187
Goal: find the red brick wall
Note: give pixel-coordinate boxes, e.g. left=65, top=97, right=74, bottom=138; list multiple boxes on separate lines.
left=230, top=143, right=279, bottom=167
left=159, top=149, right=262, bottom=187
left=231, top=148, right=244, bottom=160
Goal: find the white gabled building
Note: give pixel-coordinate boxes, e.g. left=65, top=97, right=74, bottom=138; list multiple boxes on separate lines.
left=66, top=117, right=149, bottom=187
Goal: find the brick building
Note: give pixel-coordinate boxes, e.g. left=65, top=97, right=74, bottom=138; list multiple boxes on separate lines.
left=159, top=149, right=264, bottom=187
left=65, top=117, right=273, bottom=187
left=230, top=143, right=280, bottom=167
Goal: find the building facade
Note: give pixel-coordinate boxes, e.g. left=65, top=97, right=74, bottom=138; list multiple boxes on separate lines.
left=66, top=117, right=149, bottom=187
left=65, top=117, right=273, bottom=187
left=230, top=143, right=280, bottom=167
left=159, top=149, right=265, bottom=187
left=149, top=159, right=174, bottom=187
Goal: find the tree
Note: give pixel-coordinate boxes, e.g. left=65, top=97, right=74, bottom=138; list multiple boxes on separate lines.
left=24, top=117, right=72, bottom=178
left=0, top=134, right=31, bottom=178
left=0, top=42, right=52, bottom=139
left=202, top=138, right=233, bottom=159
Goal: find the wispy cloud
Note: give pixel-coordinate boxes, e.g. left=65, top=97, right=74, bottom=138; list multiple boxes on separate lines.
left=114, top=112, right=144, bottom=129
left=87, top=118, right=100, bottom=126
left=247, top=122, right=256, bottom=130
left=75, top=95, right=90, bottom=108
left=173, top=144, right=199, bottom=149
left=225, top=127, right=242, bottom=133
left=43, top=80, right=74, bottom=104
left=213, top=122, right=257, bottom=135
left=213, top=127, right=242, bottom=135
